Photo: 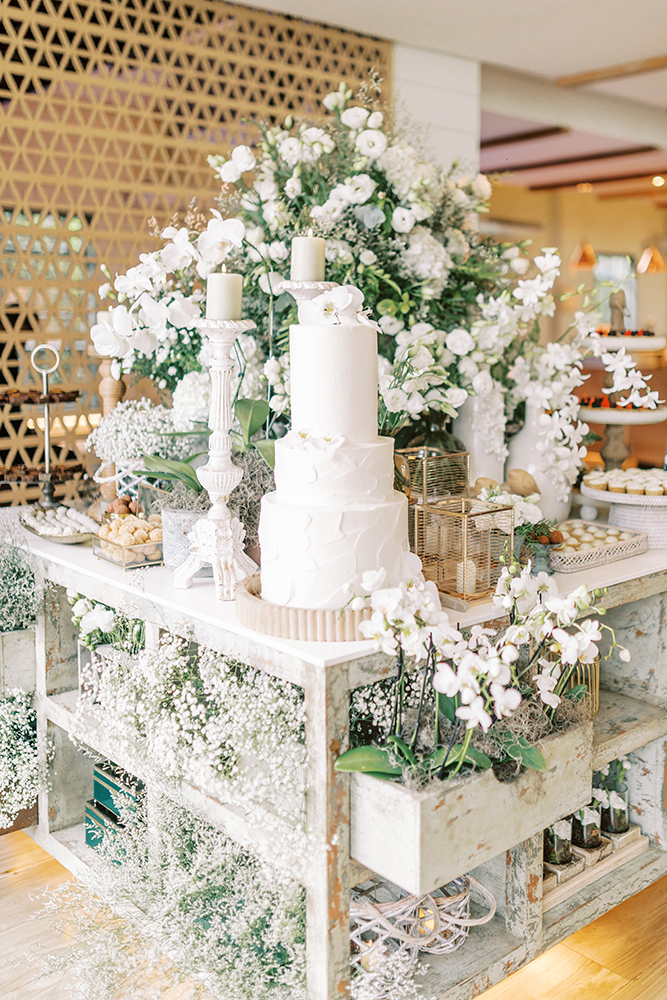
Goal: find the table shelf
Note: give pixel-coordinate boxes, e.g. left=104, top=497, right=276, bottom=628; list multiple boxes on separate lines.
left=421, top=916, right=524, bottom=1000
left=593, top=689, right=667, bottom=769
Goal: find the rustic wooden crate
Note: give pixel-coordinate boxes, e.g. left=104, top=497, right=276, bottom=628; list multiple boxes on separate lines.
left=350, top=721, right=593, bottom=895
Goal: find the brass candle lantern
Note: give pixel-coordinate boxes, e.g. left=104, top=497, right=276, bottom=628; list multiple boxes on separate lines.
left=412, top=497, right=514, bottom=601
left=395, top=448, right=470, bottom=503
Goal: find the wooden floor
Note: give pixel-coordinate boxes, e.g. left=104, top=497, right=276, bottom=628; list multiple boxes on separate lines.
left=2, top=830, right=667, bottom=999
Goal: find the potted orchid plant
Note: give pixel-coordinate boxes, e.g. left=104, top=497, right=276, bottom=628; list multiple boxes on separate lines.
left=335, top=554, right=628, bottom=893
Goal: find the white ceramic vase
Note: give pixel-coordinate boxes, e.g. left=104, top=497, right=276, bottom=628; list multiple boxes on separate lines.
left=451, top=395, right=506, bottom=485
left=505, top=401, right=572, bottom=522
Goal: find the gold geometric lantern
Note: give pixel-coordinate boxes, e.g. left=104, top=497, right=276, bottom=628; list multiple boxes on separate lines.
left=412, top=497, right=514, bottom=601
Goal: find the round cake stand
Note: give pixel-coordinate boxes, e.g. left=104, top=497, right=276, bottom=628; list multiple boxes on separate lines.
left=595, top=337, right=666, bottom=353
left=580, top=483, right=667, bottom=547
left=236, top=574, right=371, bottom=642
left=578, top=405, right=667, bottom=470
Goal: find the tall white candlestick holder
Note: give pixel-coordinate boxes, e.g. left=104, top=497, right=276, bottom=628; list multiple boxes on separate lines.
left=173, top=317, right=258, bottom=601
left=281, top=279, right=337, bottom=305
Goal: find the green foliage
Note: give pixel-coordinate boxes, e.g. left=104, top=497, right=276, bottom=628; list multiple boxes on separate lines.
left=493, top=732, right=547, bottom=772
left=138, top=454, right=204, bottom=492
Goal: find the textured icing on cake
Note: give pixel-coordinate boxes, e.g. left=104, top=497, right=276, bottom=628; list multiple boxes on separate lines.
left=259, top=315, right=408, bottom=611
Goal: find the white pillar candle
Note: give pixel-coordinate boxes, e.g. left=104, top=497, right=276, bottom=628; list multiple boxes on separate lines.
left=456, top=558, right=476, bottom=595
left=290, top=235, right=326, bottom=281
left=206, top=271, right=243, bottom=320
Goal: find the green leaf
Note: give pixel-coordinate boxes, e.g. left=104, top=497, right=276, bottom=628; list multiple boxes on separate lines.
left=517, top=746, right=547, bottom=771
left=429, top=744, right=493, bottom=772
left=564, top=683, right=587, bottom=703
left=386, top=735, right=417, bottom=766
left=333, top=746, right=402, bottom=776
left=140, top=455, right=202, bottom=493
left=253, top=438, right=275, bottom=469
left=235, top=398, right=270, bottom=447
left=437, top=692, right=457, bottom=723
left=363, top=771, right=400, bottom=782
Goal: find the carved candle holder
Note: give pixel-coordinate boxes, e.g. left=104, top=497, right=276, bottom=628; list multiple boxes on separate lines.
left=281, top=279, right=338, bottom=305
left=172, top=317, right=257, bottom=602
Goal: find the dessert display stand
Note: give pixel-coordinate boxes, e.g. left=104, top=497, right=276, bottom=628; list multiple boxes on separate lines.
left=21, top=533, right=667, bottom=1000
left=578, top=405, right=667, bottom=470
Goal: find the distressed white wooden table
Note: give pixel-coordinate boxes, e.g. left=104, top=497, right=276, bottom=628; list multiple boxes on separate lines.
left=22, top=533, right=667, bottom=999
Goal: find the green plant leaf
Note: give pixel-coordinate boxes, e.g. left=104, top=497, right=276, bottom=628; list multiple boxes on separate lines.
left=253, top=438, right=275, bottom=469
left=386, top=734, right=417, bottom=766
left=436, top=692, right=457, bottom=723
left=429, top=743, right=493, bottom=772
left=518, top=746, right=547, bottom=771
left=235, top=398, right=270, bottom=447
left=564, top=683, right=587, bottom=703
left=363, top=770, right=400, bottom=782
left=333, top=745, right=402, bottom=775
left=140, top=456, right=202, bottom=493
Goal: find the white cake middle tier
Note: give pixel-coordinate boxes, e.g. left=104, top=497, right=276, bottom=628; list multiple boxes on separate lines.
left=274, top=435, right=396, bottom=506
left=259, top=490, right=409, bottom=609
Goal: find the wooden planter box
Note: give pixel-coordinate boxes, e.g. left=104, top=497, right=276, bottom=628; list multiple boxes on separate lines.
left=350, top=720, right=593, bottom=895
left=0, top=628, right=36, bottom=693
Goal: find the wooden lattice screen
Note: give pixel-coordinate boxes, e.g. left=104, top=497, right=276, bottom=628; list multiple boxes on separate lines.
left=0, top=0, right=391, bottom=504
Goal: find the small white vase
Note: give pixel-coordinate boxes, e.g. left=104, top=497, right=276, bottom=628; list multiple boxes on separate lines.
left=451, top=395, right=506, bottom=485
left=506, top=402, right=571, bottom=522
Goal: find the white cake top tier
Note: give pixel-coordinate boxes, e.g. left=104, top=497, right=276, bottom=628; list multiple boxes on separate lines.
left=289, top=323, right=379, bottom=444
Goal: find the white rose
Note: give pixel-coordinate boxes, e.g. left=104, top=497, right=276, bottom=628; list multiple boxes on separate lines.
left=391, top=207, right=416, bottom=233
left=355, top=129, right=388, bottom=159
left=445, top=387, right=468, bottom=409
left=367, top=111, right=383, bottom=129
left=383, top=387, right=409, bottom=412
left=471, top=173, right=492, bottom=200
left=445, top=328, right=475, bottom=356
left=359, top=250, right=377, bottom=265
left=219, top=159, right=242, bottom=184
left=341, top=106, right=369, bottom=129
left=472, top=370, right=494, bottom=395
left=231, top=144, right=256, bottom=173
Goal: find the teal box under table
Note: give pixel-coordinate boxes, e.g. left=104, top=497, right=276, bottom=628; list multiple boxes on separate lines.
left=85, top=799, right=121, bottom=851
left=93, top=761, right=144, bottom=820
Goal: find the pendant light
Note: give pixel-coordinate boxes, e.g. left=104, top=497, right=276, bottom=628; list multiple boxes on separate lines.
left=637, top=246, right=666, bottom=274
left=569, top=241, right=597, bottom=271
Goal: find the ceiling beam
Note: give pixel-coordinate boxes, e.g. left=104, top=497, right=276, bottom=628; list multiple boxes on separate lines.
left=557, top=54, right=667, bottom=87
left=480, top=126, right=570, bottom=149
left=529, top=171, right=664, bottom=190
left=490, top=145, right=658, bottom=173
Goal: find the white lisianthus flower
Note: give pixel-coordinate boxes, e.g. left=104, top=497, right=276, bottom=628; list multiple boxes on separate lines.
left=254, top=175, right=279, bottom=202
left=71, top=598, right=93, bottom=618
left=341, top=106, right=369, bottom=129
left=378, top=315, right=405, bottom=336
left=79, top=606, right=115, bottom=635
left=230, top=144, right=256, bottom=173
left=391, top=207, right=416, bottom=233
left=284, top=174, right=302, bottom=199
left=355, top=129, right=388, bottom=159
left=341, top=174, right=376, bottom=204
left=367, top=111, right=383, bottom=129
left=98, top=281, right=111, bottom=298
left=355, top=204, right=386, bottom=229
left=382, top=387, right=409, bottom=412
left=268, top=240, right=289, bottom=261
left=219, top=159, right=242, bottom=184
left=258, top=271, right=285, bottom=296
left=359, top=249, right=377, bottom=266
left=300, top=126, right=335, bottom=159
left=322, top=90, right=346, bottom=111
left=410, top=345, right=433, bottom=370
left=446, top=328, right=475, bottom=356
left=471, top=173, right=492, bottom=200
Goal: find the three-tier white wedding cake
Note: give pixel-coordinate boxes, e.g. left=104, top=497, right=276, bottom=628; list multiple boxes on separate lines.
left=259, top=294, right=409, bottom=610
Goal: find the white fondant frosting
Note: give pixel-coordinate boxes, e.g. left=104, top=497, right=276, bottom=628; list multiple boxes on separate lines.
left=289, top=324, right=378, bottom=443
left=258, top=310, right=408, bottom=612
left=274, top=434, right=396, bottom=506
left=259, top=491, right=408, bottom=609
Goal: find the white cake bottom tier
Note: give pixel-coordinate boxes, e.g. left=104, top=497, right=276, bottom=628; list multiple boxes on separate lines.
left=274, top=436, right=396, bottom=506
left=259, top=491, right=409, bottom=609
